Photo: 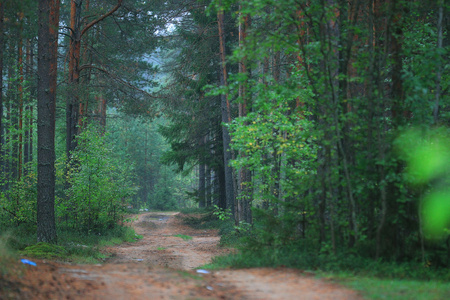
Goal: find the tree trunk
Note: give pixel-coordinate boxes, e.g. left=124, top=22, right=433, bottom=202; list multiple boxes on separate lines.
left=10, top=38, right=18, bottom=182
left=0, top=1, right=4, bottom=181
left=199, top=163, right=206, bottom=208
left=206, top=163, right=212, bottom=207
left=29, top=41, right=34, bottom=165
left=37, top=0, right=60, bottom=244
left=99, top=94, right=107, bottom=132
left=66, top=0, right=82, bottom=159
left=4, top=57, right=13, bottom=190
left=216, top=130, right=227, bottom=210
left=237, top=9, right=252, bottom=224
left=390, top=0, right=405, bottom=126
left=95, top=93, right=107, bottom=134
left=433, top=0, right=443, bottom=124
left=24, top=39, right=32, bottom=169
left=217, top=9, right=235, bottom=215
left=18, top=14, right=24, bottom=180
left=66, top=0, right=122, bottom=159
left=375, top=0, right=406, bottom=259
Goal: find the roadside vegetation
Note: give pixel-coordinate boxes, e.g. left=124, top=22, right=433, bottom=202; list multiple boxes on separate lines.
left=0, top=120, right=176, bottom=266
left=177, top=208, right=450, bottom=300
left=1, top=223, right=142, bottom=265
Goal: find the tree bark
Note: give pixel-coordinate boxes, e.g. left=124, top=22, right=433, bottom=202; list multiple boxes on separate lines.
left=433, top=0, right=443, bottom=124
left=24, top=39, right=33, bottom=168
left=29, top=41, right=34, bottom=165
left=390, top=0, right=405, bottom=126
left=217, top=9, right=235, bottom=215
left=0, top=1, right=4, bottom=181
left=18, top=14, right=24, bottom=180
left=66, top=0, right=82, bottom=159
left=37, top=0, right=60, bottom=244
left=199, top=162, right=206, bottom=208
left=237, top=8, right=252, bottom=224
left=206, top=163, right=212, bottom=207
left=66, top=0, right=122, bottom=158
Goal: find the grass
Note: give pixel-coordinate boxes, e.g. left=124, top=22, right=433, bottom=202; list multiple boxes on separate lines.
left=199, top=223, right=450, bottom=300
left=320, top=273, right=450, bottom=300
left=173, top=234, right=193, bottom=240
left=2, top=224, right=142, bottom=264
left=20, top=242, right=68, bottom=259
left=203, top=251, right=450, bottom=299
left=157, top=247, right=167, bottom=250
left=178, top=209, right=450, bottom=300
left=207, top=244, right=450, bottom=279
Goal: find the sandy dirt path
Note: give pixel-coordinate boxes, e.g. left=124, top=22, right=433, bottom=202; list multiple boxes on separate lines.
left=1, top=212, right=362, bottom=299
left=104, top=211, right=231, bottom=270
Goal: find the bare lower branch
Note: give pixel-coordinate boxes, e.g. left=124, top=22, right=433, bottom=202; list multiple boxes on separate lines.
left=81, top=0, right=123, bottom=37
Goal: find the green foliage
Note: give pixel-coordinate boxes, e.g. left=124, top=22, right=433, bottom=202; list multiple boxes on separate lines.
left=149, top=180, right=178, bottom=211
left=173, top=234, right=193, bottom=240
left=1, top=223, right=140, bottom=264
left=0, top=172, right=37, bottom=229
left=206, top=0, right=450, bottom=268
left=57, top=225, right=141, bottom=263
left=107, top=116, right=193, bottom=211
left=342, top=276, right=450, bottom=300
left=210, top=246, right=450, bottom=281
left=212, top=205, right=231, bottom=221
left=0, top=234, right=21, bottom=277
left=397, top=128, right=450, bottom=240
left=58, top=124, right=137, bottom=233
left=124, top=216, right=138, bottom=223
left=158, top=1, right=228, bottom=209
left=20, top=242, right=68, bottom=259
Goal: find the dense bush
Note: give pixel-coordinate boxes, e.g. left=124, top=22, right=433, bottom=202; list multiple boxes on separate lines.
left=58, top=125, right=137, bottom=233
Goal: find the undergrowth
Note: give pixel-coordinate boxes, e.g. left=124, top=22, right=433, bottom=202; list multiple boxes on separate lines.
left=209, top=244, right=450, bottom=281
left=0, top=233, right=22, bottom=277
left=2, top=224, right=142, bottom=264
left=178, top=208, right=242, bottom=247
left=179, top=208, right=222, bottom=229
left=179, top=209, right=450, bottom=299
left=204, top=241, right=450, bottom=299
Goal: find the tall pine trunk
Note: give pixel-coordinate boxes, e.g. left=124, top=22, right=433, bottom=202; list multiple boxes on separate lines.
left=237, top=9, right=252, bottom=224
left=37, top=0, right=60, bottom=244
left=66, top=0, right=82, bottom=160
left=217, top=9, right=235, bottom=215
left=199, top=163, right=206, bottom=208
left=0, top=1, right=4, bottom=183
left=17, top=14, right=24, bottom=180
left=66, top=0, right=122, bottom=159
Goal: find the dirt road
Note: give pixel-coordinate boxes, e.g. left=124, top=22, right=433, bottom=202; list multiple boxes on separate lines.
left=2, top=212, right=362, bottom=299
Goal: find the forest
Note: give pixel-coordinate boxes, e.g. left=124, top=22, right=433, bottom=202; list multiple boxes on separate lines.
left=0, top=0, right=449, bottom=283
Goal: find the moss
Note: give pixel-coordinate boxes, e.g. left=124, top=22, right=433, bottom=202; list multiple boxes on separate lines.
left=20, top=242, right=68, bottom=259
